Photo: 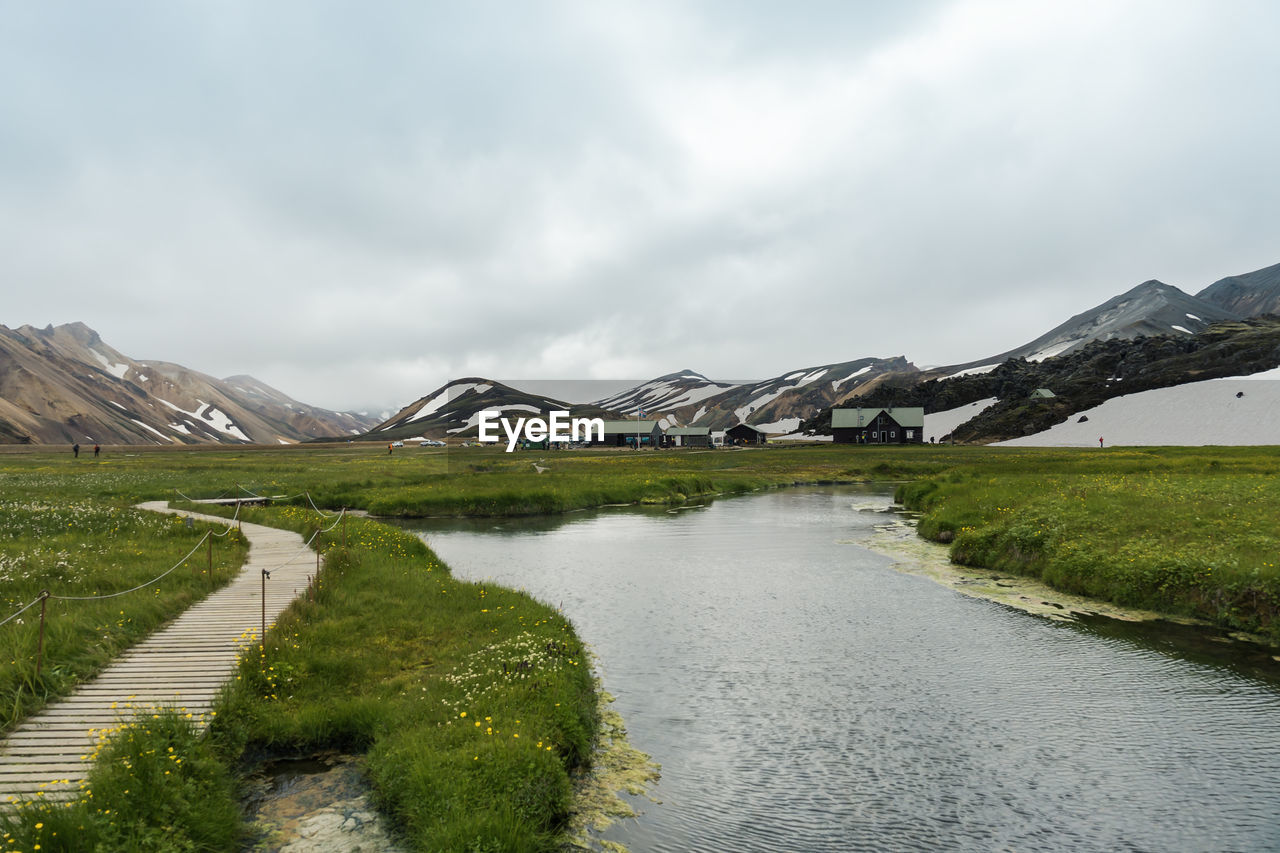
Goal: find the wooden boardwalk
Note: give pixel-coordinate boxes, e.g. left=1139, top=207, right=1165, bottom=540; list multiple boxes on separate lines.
left=0, top=502, right=317, bottom=803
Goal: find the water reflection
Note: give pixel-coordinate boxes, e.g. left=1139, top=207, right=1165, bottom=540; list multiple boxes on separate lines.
left=394, top=487, right=1280, bottom=852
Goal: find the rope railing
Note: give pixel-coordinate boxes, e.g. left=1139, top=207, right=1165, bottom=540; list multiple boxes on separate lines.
left=48, top=532, right=212, bottom=602
left=234, top=484, right=305, bottom=501
left=306, top=492, right=338, bottom=518
left=0, top=595, right=46, bottom=629
left=208, top=500, right=242, bottom=536
left=318, top=507, right=347, bottom=533
left=174, top=487, right=232, bottom=503
left=3, top=490, right=349, bottom=675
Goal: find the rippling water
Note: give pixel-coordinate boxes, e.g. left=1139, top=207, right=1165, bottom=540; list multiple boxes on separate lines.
left=397, top=487, right=1280, bottom=852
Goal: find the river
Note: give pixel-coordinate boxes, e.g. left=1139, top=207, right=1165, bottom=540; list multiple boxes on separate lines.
left=395, top=486, right=1280, bottom=852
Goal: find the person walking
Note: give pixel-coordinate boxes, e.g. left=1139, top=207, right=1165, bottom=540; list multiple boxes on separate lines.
left=94, top=444, right=100, bottom=458
left=72, top=443, right=80, bottom=458
left=1099, top=436, right=1104, bottom=448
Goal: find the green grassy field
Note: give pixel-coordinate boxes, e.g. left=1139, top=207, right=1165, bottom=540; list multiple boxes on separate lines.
left=0, top=494, right=248, bottom=734
left=2, top=442, right=1279, bottom=850
left=196, top=505, right=601, bottom=851
left=896, top=445, right=1280, bottom=639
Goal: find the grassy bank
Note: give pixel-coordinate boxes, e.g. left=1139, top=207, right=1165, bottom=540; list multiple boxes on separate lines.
left=2, top=504, right=598, bottom=851
left=4, top=442, right=1280, bottom=850
left=0, top=443, right=953, bottom=518
left=896, top=446, right=1280, bottom=640
left=1, top=709, right=239, bottom=851
left=0, top=498, right=247, bottom=734
left=209, top=505, right=600, bottom=850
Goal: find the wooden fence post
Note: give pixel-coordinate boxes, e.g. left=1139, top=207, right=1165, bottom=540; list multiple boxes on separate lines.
left=36, top=591, right=50, bottom=678
left=261, top=569, right=269, bottom=650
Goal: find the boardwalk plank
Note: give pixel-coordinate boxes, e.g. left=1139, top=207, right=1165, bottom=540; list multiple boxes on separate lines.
left=0, top=503, right=317, bottom=804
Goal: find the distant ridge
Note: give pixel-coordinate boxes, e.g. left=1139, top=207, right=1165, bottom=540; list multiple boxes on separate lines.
left=0, top=322, right=378, bottom=445
left=1197, top=261, right=1280, bottom=317
left=365, top=378, right=618, bottom=441
left=12, top=259, right=1280, bottom=446
left=927, top=279, right=1241, bottom=378
left=359, top=260, right=1280, bottom=442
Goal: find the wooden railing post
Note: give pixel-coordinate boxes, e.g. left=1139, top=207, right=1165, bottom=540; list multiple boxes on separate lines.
left=261, top=569, right=269, bottom=650
left=35, top=591, right=50, bottom=678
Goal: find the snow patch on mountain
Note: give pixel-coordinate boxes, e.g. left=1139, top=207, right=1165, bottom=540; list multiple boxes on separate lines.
left=595, top=373, right=734, bottom=413
left=997, top=376, right=1280, bottom=446
left=445, top=403, right=541, bottom=433
left=1027, top=341, right=1075, bottom=362
left=132, top=419, right=172, bottom=441
left=753, top=416, right=802, bottom=433
left=408, top=382, right=493, bottom=422
left=90, top=348, right=129, bottom=379
left=948, top=363, right=1000, bottom=378
left=923, top=398, right=997, bottom=443
left=735, top=387, right=791, bottom=423
left=833, top=366, right=871, bottom=389
left=158, top=398, right=250, bottom=441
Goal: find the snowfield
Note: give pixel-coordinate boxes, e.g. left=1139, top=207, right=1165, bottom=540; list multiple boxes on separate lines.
left=924, top=398, right=998, bottom=443
left=753, top=416, right=802, bottom=434
left=998, top=370, right=1280, bottom=446
left=157, top=398, right=250, bottom=442
left=90, top=348, right=129, bottom=379
left=409, top=382, right=492, bottom=422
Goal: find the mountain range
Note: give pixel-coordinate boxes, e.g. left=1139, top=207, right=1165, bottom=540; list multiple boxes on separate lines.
left=364, top=261, right=1280, bottom=442
left=0, top=322, right=378, bottom=445
left=3, top=261, right=1279, bottom=445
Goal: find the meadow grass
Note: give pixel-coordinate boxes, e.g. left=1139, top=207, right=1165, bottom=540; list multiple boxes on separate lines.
left=3, top=442, right=1280, bottom=850
left=203, top=506, right=599, bottom=851
left=0, top=709, right=238, bottom=853
left=0, top=495, right=248, bottom=734
left=896, top=446, right=1280, bottom=639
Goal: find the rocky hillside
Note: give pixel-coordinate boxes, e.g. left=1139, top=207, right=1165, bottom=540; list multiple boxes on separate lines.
left=804, top=316, right=1280, bottom=442
left=927, top=279, right=1242, bottom=376
left=0, top=323, right=378, bottom=445
left=593, top=358, right=918, bottom=432
left=1197, top=261, right=1280, bottom=317
left=369, top=262, right=1280, bottom=441
left=361, top=358, right=922, bottom=440
left=366, top=378, right=618, bottom=441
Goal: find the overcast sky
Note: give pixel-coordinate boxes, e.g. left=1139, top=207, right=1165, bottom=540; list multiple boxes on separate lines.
left=3, top=1, right=1278, bottom=412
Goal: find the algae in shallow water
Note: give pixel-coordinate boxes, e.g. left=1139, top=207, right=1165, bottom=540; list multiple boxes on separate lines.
left=566, top=687, right=661, bottom=852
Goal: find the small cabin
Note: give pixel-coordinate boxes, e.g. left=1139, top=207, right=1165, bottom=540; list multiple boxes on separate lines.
left=592, top=420, right=663, bottom=447
left=666, top=426, right=712, bottom=448
left=726, top=423, right=768, bottom=445
left=831, top=407, right=924, bottom=444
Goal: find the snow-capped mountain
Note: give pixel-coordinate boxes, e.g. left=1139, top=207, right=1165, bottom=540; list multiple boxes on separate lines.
left=930, top=279, right=1242, bottom=378
left=0, top=322, right=378, bottom=445
left=12, top=260, right=1280, bottom=446
left=593, top=370, right=739, bottom=419
left=595, top=357, right=917, bottom=433
left=361, top=259, right=1280, bottom=443
left=368, top=378, right=617, bottom=440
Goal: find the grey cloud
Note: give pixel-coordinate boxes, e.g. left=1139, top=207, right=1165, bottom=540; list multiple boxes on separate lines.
left=4, top=1, right=1280, bottom=412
